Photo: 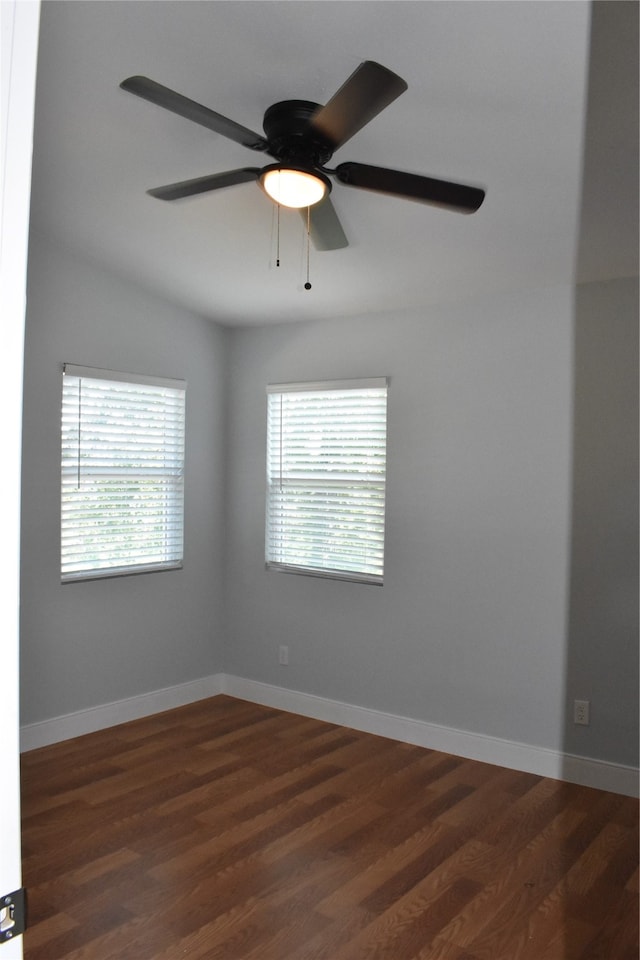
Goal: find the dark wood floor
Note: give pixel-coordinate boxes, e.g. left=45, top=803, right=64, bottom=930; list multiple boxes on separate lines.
left=20, top=695, right=638, bottom=960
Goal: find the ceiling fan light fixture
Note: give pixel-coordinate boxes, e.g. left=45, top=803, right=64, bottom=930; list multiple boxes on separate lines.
left=260, top=165, right=330, bottom=209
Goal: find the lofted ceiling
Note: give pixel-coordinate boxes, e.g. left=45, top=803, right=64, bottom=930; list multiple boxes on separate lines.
left=28, top=1, right=638, bottom=327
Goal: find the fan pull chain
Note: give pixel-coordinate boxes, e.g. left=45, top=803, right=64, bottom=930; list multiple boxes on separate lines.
left=269, top=202, right=281, bottom=269
left=304, top=206, right=312, bottom=290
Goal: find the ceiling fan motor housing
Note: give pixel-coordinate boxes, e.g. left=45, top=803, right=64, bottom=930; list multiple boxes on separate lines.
left=262, top=100, right=334, bottom=168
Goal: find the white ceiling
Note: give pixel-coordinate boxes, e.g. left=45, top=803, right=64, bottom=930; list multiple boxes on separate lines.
left=29, top=1, right=638, bottom=327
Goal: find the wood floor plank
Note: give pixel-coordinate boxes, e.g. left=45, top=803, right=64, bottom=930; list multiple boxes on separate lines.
left=317, top=819, right=453, bottom=919
left=21, top=694, right=639, bottom=960
left=625, top=863, right=639, bottom=893
left=440, top=788, right=631, bottom=958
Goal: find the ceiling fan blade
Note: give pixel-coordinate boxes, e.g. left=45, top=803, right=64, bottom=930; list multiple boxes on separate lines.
left=335, top=162, right=485, bottom=213
left=148, top=168, right=261, bottom=201
left=120, top=76, right=268, bottom=151
left=300, top=196, right=349, bottom=251
left=310, top=61, right=407, bottom=151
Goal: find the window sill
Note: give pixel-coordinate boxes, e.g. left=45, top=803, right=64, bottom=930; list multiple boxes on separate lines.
left=265, top=561, right=383, bottom=586
left=61, top=561, right=183, bottom=584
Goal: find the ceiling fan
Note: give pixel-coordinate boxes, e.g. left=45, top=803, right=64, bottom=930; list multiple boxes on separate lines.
left=120, top=61, right=485, bottom=251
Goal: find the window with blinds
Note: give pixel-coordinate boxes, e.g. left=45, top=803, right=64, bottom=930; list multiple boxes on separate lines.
left=61, top=364, right=186, bottom=582
left=266, top=379, right=388, bottom=585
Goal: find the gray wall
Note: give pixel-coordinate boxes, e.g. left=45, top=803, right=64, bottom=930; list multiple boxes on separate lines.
left=565, top=277, right=639, bottom=766
left=20, top=240, right=638, bottom=771
left=224, top=284, right=576, bottom=754
left=224, top=278, right=638, bottom=766
left=20, top=233, right=228, bottom=724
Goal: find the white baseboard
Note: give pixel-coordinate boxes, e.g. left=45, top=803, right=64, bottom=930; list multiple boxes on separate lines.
left=20, top=674, right=224, bottom=752
left=221, top=675, right=640, bottom=799
left=20, top=672, right=638, bottom=798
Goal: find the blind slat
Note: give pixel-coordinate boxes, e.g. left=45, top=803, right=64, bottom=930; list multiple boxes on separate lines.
left=266, top=382, right=387, bottom=584
left=61, top=370, right=186, bottom=581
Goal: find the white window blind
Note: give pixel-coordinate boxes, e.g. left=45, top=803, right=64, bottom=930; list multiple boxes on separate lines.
left=266, top=379, right=388, bottom=585
left=61, top=364, right=186, bottom=582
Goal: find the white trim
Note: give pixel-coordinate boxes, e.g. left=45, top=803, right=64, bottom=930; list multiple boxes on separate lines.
left=265, top=561, right=383, bottom=586
left=20, top=674, right=223, bottom=752
left=266, top=377, right=387, bottom=394
left=221, top=675, right=640, bottom=799
left=561, top=753, right=639, bottom=798
left=2, top=2, right=40, bottom=955
left=62, top=560, right=183, bottom=584
left=19, top=673, right=639, bottom=798
left=63, top=363, right=186, bottom=390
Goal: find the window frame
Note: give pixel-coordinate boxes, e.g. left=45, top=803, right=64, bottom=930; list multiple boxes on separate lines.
left=265, top=377, right=388, bottom=586
left=60, top=363, right=186, bottom=583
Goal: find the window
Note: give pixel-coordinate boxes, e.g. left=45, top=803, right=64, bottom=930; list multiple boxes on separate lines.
left=266, top=378, right=388, bottom=585
left=61, top=364, right=186, bottom=582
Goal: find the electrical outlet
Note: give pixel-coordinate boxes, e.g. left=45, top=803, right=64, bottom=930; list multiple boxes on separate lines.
left=574, top=699, right=590, bottom=726
left=279, top=645, right=289, bottom=665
